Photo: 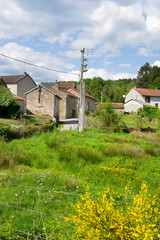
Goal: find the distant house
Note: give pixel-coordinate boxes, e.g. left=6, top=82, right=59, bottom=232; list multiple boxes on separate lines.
left=124, top=87, right=160, bottom=113
left=49, top=86, right=78, bottom=120
left=42, top=81, right=95, bottom=120
left=112, top=103, right=124, bottom=113
left=95, top=102, right=124, bottom=113
left=1, top=72, right=37, bottom=100
left=66, top=87, right=95, bottom=114
left=25, top=85, right=61, bottom=121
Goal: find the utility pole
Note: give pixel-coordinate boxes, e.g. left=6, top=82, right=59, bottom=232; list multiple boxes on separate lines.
left=79, top=48, right=87, bottom=132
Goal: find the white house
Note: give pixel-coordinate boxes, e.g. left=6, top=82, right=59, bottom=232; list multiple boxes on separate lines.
left=124, top=87, right=160, bottom=113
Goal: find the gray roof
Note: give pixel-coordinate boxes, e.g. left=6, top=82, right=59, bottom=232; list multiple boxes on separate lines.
left=125, top=99, right=150, bottom=106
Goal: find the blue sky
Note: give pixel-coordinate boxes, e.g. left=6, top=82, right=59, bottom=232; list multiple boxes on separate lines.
left=0, top=0, right=160, bottom=83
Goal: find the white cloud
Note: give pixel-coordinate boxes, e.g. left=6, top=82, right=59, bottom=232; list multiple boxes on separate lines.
left=0, top=42, right=78, bottom=82
left=152, top=60, right=160, bottom=67
left=119, top=64, right=132, bottom=68
left=83, top=68, right=136, bottom=80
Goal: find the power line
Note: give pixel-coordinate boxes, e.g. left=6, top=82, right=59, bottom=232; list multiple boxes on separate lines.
left=0, top=225, right=44, bottom=239
left=0, top=202, right=66, bottom=219
left=0, top=53, right=79, bottom=76
left=1, top=182, right=81, bottom=196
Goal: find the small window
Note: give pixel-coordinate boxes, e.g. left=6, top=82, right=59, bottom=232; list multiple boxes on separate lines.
left=155, top=103, right=158, bottom=107
left=145, top=96, right=150, bottom=102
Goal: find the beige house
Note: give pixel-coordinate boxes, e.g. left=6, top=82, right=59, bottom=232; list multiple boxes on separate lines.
left=66, top=87, right=95, bottom=114
left=1, top=72, right=37, bottom=100
left=25, top=85, right=61, bottom=121
left=49, top=86, right=78, bottom=120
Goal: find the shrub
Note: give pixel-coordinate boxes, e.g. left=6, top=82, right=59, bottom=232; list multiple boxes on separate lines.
left=0, top=85, right=20, bottom=118
left=139, top=105, right=160, bottom=122
left=94, top=102, right=125, bottom=132
left=68, top=183, right=160, bottom=239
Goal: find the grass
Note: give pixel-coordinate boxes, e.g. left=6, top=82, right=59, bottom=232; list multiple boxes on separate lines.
left=0, top=114, right=52, bottom=127
left=0, top=126, right=159, bottom=239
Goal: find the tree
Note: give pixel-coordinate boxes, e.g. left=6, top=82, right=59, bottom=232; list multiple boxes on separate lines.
left=0, top=85, right=20, bottom=117
left=136, top=62, right=152, bottom=88
left=89, top=77, right=105, bottom=101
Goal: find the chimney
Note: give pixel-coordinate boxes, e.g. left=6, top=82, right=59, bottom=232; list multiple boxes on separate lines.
left=55, top=80, right=59, bottom=89
left=24, top=72, right=28, bottom=76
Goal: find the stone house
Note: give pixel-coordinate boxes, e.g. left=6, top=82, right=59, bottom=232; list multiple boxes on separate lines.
left=65, top=87, right=95, bottom=114
left=1, top=72, right=37, bottom=100
left=124, top=87, right=160, bottom=113
left=25, top=85, right=61, bottom=121
left=49, top=86, right=78, bottom=120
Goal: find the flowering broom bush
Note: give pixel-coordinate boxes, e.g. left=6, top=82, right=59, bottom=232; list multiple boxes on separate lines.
left=68, top=183, right=160, bottom=239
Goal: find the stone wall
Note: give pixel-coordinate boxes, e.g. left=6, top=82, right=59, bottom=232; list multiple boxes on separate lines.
left=49, top=87, right=67, bottom=120
left=26, top=86, right=55, bottom=117
left=85, top=96, right=95, bottom=114
left=66, top=96, right=78, bottom=118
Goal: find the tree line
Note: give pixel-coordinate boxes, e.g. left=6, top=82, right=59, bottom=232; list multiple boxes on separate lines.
left=80, top=62, right=160, bottom=102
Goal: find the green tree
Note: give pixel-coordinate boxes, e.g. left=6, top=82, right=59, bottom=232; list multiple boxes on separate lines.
left=0, top=86, right=19, bottom=117
left=152, top=76, right=160, bottom=89
left=89, top=77, right=105, bottom=101
left=136, top=62, right=152, bottom=88
left=94, top=101, right=125, bottom=131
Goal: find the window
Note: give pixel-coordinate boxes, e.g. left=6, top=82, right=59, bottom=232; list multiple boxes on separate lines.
left=155, top=103, right=158, bottom=107
left=145, top=96, right=150, bottom=102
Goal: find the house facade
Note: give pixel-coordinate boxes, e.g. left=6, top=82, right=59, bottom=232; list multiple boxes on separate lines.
left=49, top=86, right=78, bottom=120
left=124, top=87, right=160, bottom=113
left=66, top=87, right=95, bottom=114
left=1, top=72, right=37, bottom=100
left=25, top=85, right=61, bottom=121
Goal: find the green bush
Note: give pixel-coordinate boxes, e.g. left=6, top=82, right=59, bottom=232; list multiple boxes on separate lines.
left=0, top=85, right=20, bottom=118
left=139, top=105, right=160, bottom=122
left=94, top=102, right=126, bottom=132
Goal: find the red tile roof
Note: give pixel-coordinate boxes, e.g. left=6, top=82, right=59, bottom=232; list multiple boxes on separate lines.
left=14, top=96, right=24, bottom=101
left=112, top=103, right=124, bottom=109
left=66, top=87, right=95, bottom=100
left=59, top=82, right=75, bottom=90
left=133, top=87, right=160, bottom=97
left=95, top=102, right=124, bottom=109
left=61, top=89, right=77, bottom=98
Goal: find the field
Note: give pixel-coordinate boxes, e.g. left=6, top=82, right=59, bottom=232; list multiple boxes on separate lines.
left=0, top=115, right=160, bottom=239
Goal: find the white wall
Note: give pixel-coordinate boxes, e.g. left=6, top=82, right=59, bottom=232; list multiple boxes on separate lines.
left=124, top=100, right=143, bottom=113
left=142, top=96, right=160, bottom=109
left=125, top=88, right=143, bottom=103
left=7, top=84, right=17, bottom=95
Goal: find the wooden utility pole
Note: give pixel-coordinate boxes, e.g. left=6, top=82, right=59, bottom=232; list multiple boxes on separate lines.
left=79, top=48, right=85, bottom=132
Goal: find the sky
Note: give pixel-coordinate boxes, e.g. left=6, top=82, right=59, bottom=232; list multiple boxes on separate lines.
left=1, top=0, right=160, bottom=83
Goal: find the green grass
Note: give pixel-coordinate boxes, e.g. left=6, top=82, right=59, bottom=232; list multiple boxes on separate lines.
left=0, top=119, right=160, bottom=238
left=0, top=114, right=52, bottom=128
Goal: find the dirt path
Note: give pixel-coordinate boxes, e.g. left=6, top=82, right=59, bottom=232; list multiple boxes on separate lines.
left=59, top=118, right=79, bottom=131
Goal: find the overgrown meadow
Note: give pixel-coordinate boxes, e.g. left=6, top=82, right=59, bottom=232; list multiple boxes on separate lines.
left=0, top=125, right=160, bottom=239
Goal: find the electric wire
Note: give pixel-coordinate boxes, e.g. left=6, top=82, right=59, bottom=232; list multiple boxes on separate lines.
left=0, top=225, right=43, bottom=239
left=0, top=182, right=81, bottom=196
left=0, top=202, right=67, bottom=219
left=0, top=53, right=79, bottom=76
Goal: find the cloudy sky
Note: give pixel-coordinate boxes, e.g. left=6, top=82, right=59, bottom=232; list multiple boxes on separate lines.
left=0, top=0, right=160, bottom=83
